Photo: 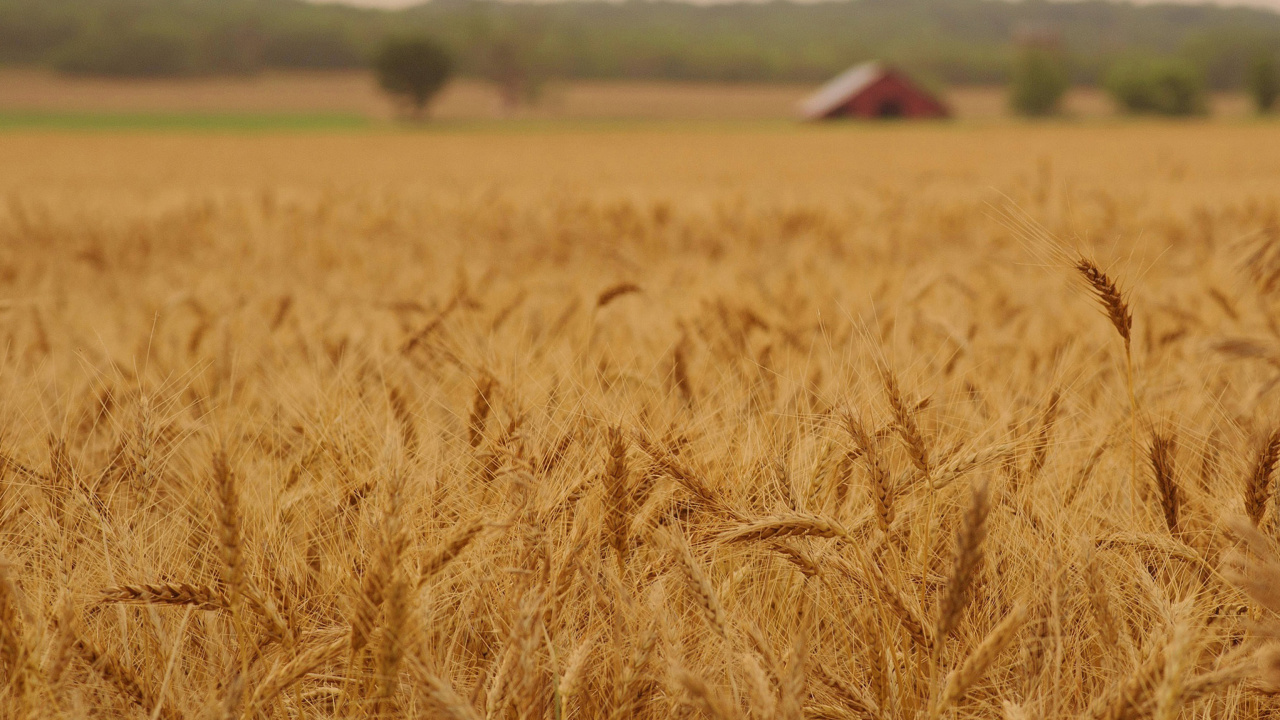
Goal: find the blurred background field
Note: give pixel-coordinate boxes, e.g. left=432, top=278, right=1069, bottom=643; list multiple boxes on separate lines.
left=0, top=69, right=1263, bottom=127
left=1, top=0, right=1279, bottom=126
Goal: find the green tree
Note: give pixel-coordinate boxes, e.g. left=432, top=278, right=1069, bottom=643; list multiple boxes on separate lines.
left=374, top=37, right=453, bottom=119
left=1009, top=47, right=1070, bottom=116
left=1248, top=52, right=1279, bottom=113
left=1105, top=57, right=1207, bottom=116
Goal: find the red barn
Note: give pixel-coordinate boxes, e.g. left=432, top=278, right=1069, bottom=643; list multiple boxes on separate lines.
left=799, top=62, right=950, bottom=121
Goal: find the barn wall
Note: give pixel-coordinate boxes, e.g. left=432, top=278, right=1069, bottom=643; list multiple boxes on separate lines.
left=830, top=74, right=948, bottom=119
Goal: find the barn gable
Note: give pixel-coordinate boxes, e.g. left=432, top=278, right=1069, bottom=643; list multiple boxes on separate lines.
left=799, top=62, right=950, bottom=121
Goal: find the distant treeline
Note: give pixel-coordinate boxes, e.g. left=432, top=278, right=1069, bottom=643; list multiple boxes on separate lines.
left=1, top=0, right=1279, bottom=89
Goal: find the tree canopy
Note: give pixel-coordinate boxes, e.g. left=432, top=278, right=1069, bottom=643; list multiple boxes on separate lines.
left=375, top=37, right=453, bottom=117
left=2, top=0, right=1279, bottom=88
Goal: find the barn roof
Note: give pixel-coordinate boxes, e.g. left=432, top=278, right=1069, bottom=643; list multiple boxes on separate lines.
left=798, top=61, right=885, bottom=120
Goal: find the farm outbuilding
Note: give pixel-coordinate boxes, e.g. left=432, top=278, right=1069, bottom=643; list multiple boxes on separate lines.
left=799, top=62, right=950, bottom=120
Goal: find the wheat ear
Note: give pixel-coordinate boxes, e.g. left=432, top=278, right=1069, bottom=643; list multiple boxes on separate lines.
left=603, top=425, right=631, bottom=573
left=673, top=667, right=736, bottom=720
left=99, top=582, right=227, bottom=612
left=1244, top=429, right=1280, bottom=526
left=665, top=527, right=728, bottom=639
left=1027, top=390, right=1062, bottom=482
left=937, top=480, right=990, bottom=640
left=596, top=282, right=642, bottom=309
left=419, top=521, right=486, bottom=586
left=1088, top=635, right=1165, bottom=720
left=406, top=653, right=483, bottom=720
left=74, top=630, right=182, bottom=720
left=720, top=513, right=853, bottom=544
left=212, top=450, right=251, bottom=681
left=881, top=368, right=931, bottom=479
left=467, top=375, right=496, bottom=448
left=1076, top=257, right=1139, bottom=516
left=0, top=559, right=38, bottom=701
left=1082, top=544, right=1122, bottom=649
left=376, top=575, right=411, bottom=710
left=937, top=603, right=1027, bottom=711
left=812, top=663, right=881, bottom=718
left=1149, top=431, right=1180, bottom=535
left=244, top=635, right=348, bottom=717
left=1153, top=603, right=1197, bottom=720
left=843, top=414, right=894, bottom=534
left=928, top=479, right=990, bottom=717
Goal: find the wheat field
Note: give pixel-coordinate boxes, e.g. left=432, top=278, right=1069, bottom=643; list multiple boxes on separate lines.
left=3, top=123, right=1280, bottom=719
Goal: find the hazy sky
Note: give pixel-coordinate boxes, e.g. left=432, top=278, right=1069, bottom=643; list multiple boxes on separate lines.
left=310, top=0, right=1280, bottom=9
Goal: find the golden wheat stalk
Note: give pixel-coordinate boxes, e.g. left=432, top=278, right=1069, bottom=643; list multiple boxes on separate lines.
left=596, top=282, right=642, bottom=309
left=1180, top=662, right=1251, bottom=703
left=1076, top=258, right=1133, bottom=348
left=212, top=451, right=245, bottom=606
left=99, top=582, right=227, bottom=612
left=74, top=630, right=183, bottom=720
left=1026, top=390, right=1061, bottom=483
left=406, top=652, right=483, bottom=720
left=557, top=632, right=597, bottom=706
left=633, top=432, right=743, bottom=521
left=354, top=473, right=410, bottom=653
left=0, top=559, right=38, bottom=701
left=1153, top=603, right=1197, bottom=720
left=211, top=449, right=253, bottom=683
left=664, top=527, right=728, bottom=639
left=937, top=480, right=990, bottom=640
left=1244, top=429, right=1280, bottom=527
left=719, top=513, right=853, bottom=544
left=1149, top=431, right=1180, bottom=535
left=812, top=663, right=881, bottom=718
left=937, top=603, right=1027, bottom=711
left=881, top=368, right=931, bottom=479
left=829, top=551, right=934, bottom=651
left=673, top=667, right=736, bottom=720
left=768, top=541, right=820, bottom=578
left=467, top=375, right=496, bottom=449
left=1082, top=544, right=1123, bottom=648
left=1076, top=256, right=1140, bottom=516
left=418, top=521, right=486, bottom=587
left=244, top=635, right=349, bottom=717
left=843, top=414, right=894, bottom=533
left=1088, top=633, right=1166, bottom=720
left=376, top=576, right=411, bottom=707
left=603, top=426, right=632, bottom=571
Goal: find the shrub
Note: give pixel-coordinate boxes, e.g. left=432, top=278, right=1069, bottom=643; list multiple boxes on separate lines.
left=1248, top=52, right=1279, bottom=114
left=1105, top=57, right=1207, bottom=116
left=1009, top=48, right=1070, bottom=117
left=374, top=37, right=454, bottom=119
